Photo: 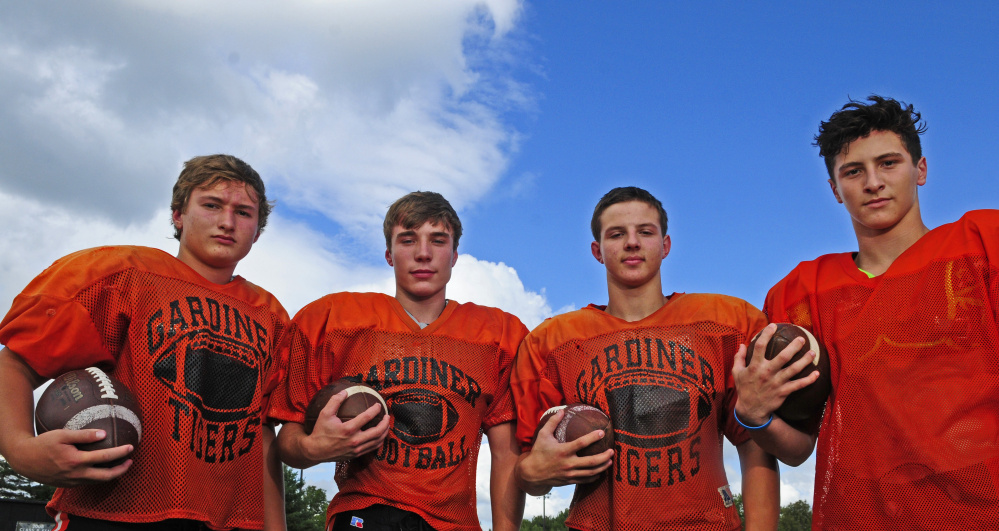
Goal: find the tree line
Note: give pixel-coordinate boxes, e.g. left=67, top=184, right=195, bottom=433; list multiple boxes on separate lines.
left=2, top=462, right=812, bottom=530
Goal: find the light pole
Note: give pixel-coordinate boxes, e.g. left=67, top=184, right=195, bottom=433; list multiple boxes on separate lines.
left=542, top=492, right=552, bottom=530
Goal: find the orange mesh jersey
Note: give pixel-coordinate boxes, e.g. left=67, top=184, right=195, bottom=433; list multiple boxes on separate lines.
left=0, top=246, right=289, bottom=529
left=267, top=292, right=528, bottom=531
left=511, top=293, right=767, bottom=531
left=764, top=210, right=999, bottom=530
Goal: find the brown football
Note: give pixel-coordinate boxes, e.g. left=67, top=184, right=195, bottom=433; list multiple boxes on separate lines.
left=533, top=403, right=613, bottom=457
left=35, top=367, right=142, bottom=467
left=304, top=378, right=387, bottom=434
left=747, top=323, right=831, bottom=424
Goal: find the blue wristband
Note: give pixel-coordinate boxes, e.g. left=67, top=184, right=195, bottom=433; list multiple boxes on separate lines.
left=734, top=410, right=773, bottom=430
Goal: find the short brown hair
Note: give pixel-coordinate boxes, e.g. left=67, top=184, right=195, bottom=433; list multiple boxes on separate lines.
left=591, top=186, right=668, bottom=241
left=383, top=191, right=462, bottom=250
left=170, top=154, right=273, bottom=240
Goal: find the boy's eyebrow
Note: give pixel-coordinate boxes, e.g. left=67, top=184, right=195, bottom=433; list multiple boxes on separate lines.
left=603, top=222, right=658, bottom=234
left=395, top=230, right=452, bottom=239
left=837, top=151, right=905, bottom=173
left=199, top=194, right=258, bottom=211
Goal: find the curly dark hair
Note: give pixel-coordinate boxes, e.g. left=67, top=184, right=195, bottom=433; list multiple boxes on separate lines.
left=814, top=95, right=927, bottom=177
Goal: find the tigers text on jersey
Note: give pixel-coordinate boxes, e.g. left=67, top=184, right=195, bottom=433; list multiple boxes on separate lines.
left=765, top=209, right=999, bottom=530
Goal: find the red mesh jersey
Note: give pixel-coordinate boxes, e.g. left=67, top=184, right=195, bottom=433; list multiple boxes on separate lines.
left=0, top=246, right=289, bottom=529
left=267, top=292, right=527, bottom=531
left=764, top=210, right=999, bottom=530
left=511, top=293, right=767, bottom=531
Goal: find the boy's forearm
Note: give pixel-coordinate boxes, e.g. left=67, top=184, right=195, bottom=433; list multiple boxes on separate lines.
left=262, top=424, right=287, bottom=531
left=737, top=439, right=779, bottom=531
left=743, top=415, right=817, bottom=466
left=0, top=348, right=45, bottom=467
left=487, top=423, right=526, bottom=531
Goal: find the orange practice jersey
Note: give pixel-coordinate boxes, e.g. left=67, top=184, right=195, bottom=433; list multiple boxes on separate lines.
left=267, top=292, right=527, bottom=531
left=764, top=210, right=999, bottom=530
left=0, top=246, right=289, bottom=529
left=511, top=293, right=767, bottom=531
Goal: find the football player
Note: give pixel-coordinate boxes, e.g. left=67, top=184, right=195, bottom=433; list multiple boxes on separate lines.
left=512, top=186, right=779, bottom=530
left=269, top=191, right=527, bottom=531
left=734, top=95, right=999, bottom=529
left=0, top=155, right=289, bottom=530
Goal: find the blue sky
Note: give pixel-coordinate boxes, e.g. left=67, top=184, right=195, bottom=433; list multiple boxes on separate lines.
left=2, top=1, right=997, bottom=527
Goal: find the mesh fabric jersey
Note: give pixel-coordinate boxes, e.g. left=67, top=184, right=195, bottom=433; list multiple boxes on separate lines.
left=267, top=292, right=528, bottom=531
left=0, top=246, right=289, bottom=529
left=511, top=293, right=767, bottom=531
left=764, top=210, right=999, bottom=530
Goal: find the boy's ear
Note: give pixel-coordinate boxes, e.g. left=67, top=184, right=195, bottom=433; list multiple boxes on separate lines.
left=385, top=248, right=393, bottom=267
left=828, top=179, right=843, bottom=203
left=591, top=241, right=604, bottom=264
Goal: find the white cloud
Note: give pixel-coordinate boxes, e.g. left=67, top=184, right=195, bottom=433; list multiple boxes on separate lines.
left=448, top=255, right=551, bottom=329
left=0, top=0, right=528, bottom=242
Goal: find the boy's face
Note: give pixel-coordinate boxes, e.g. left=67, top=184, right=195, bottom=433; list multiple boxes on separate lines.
left=385, top=221, right=458, bottom=303
left=173, top=180, right=261, bottom=281
left=829, top=130, right=927, bottom=235
left=591, top=200, right=670, bottom=289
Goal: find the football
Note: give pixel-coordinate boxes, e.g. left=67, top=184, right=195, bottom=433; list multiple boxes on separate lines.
left=747, top=323, right=832, bottom=423
left=304, top=378, right=388, bottom=434
left=533, top=403, right=613, bottom=457
left=35, top=367, right=142, bottom=466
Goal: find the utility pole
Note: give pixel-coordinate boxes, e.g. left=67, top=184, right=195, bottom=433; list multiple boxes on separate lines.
left=542, top=492, right=552, bottom=530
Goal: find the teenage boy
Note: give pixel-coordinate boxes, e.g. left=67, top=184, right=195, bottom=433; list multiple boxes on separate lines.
left=0, top=155, right=289, bottom=530
left=734, top=95, right=999, bottom=529
left=270, top=191, right=527, bottom=531
left=512, top=186, right=779, bottom=531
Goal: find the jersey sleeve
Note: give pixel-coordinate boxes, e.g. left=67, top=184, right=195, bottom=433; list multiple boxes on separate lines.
left=480, top=311, right=529, bottom=430
left=266, top=297, right=334, bottom=424
left=510, top=320, right=567, bottom=451
left=965, top=210, right=999, bottom=321
left=0, top=248, right=129, bottom=377
left=254, top=291, right=291, bottom=423
left=763, top=264, right=815, bottom=329
left=718, top=297, right=769, bottom=447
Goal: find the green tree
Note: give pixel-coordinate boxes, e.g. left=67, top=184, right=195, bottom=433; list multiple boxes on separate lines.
left=734, top=493, right=813, bottom=530
left=521, top=507, right=569, bottom=531
left=777, top=500, right=812, bottom=531
left=0, top=459, right=56, bottom=502
left=733, top=493, right=746, bottom=525
left=518, top=494, right=813, bottom=530
left=284, top=466, right=329, bottom=531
